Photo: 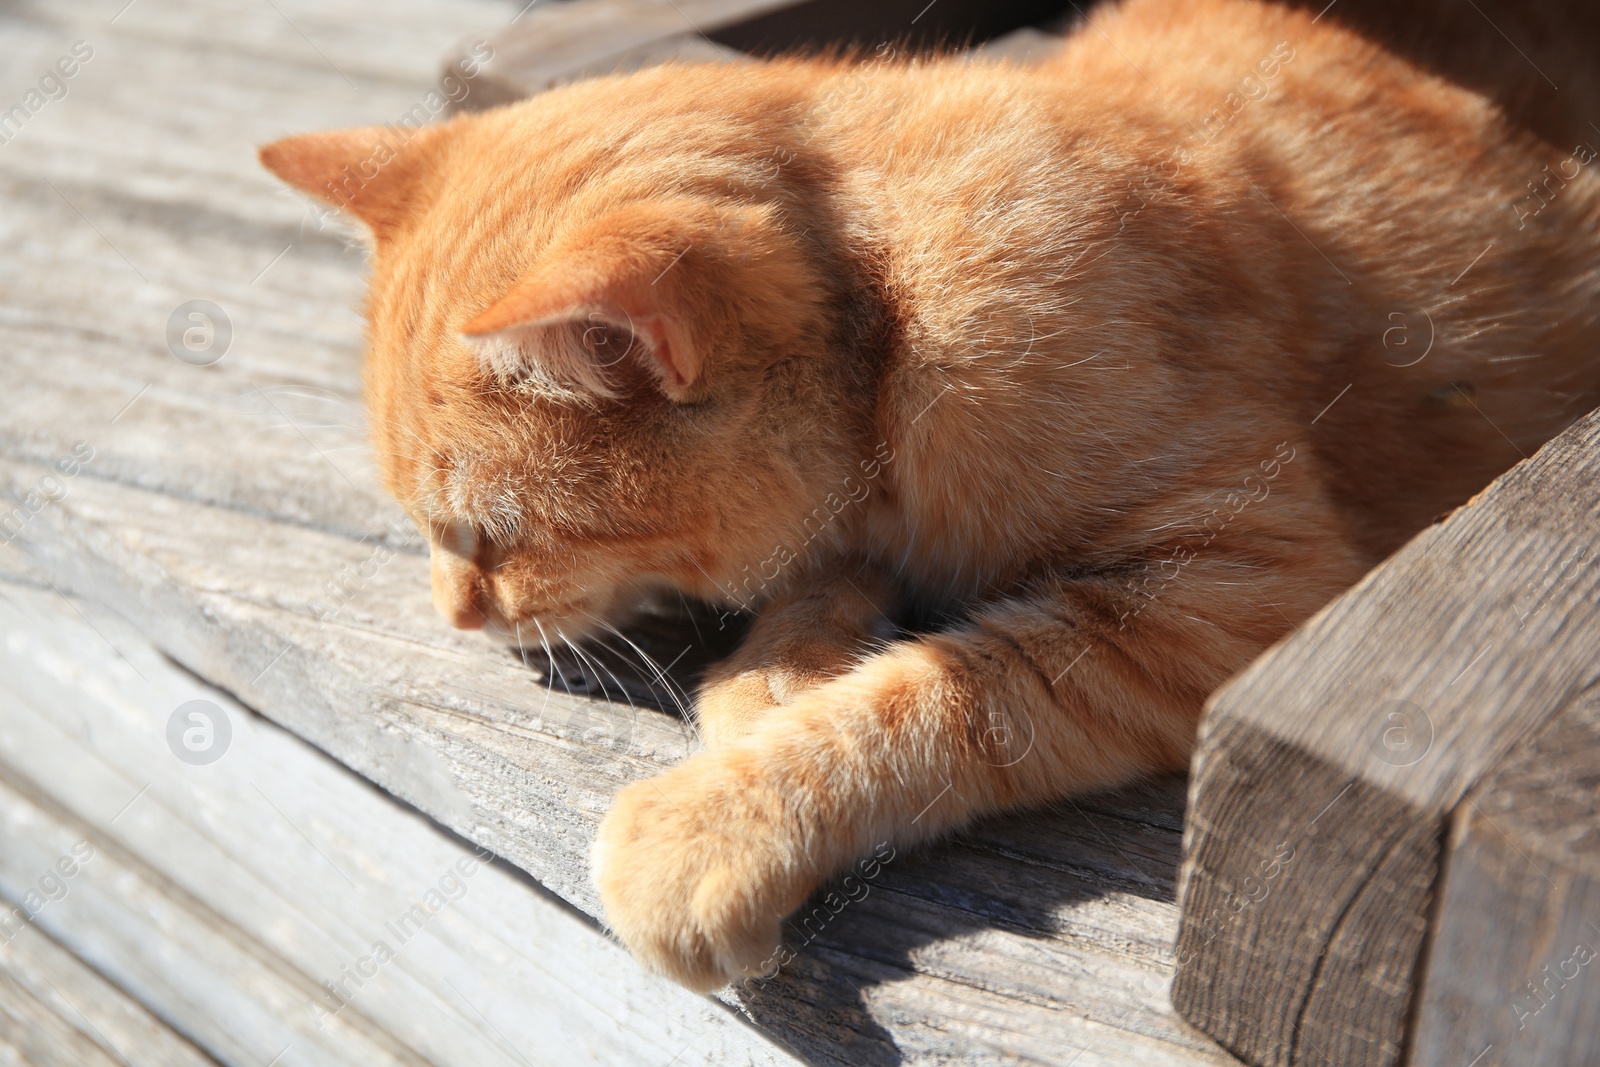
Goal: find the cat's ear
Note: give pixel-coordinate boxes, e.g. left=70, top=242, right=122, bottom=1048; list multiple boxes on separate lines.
left=258, top=126, right=434, bottom=237
left=460, top=203, right=735, bottom=403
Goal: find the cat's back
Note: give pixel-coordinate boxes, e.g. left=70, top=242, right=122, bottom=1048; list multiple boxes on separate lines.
left=815, top=0, right=1600, bottom=564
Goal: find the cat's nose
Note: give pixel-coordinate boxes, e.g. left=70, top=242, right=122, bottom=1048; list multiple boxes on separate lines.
left=430, top=544, right=487, bottom=630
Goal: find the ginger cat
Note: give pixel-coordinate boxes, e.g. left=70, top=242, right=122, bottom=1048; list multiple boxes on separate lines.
left=262, top=0, right=1600, bottom=991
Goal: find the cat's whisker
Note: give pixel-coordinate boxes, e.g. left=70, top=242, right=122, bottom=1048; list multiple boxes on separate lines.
left=551, top=622, right=612, bottom=701
left=580, top=644, right=642, bottom=717
left=675, top=591, right=709, bottom=647
left=558, top=625, right=644, bottom=746
left=585, top=623, right=681, bottom=712
left=515, top=618, right=555, bottom=723
left=529, top=617, right=565, bottom=698
left=588, top=631, right=696, bottom=749
left=584, top=612, right=696, bottom=723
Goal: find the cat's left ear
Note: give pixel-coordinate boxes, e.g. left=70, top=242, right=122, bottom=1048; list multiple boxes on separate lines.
left=461, top=200, right=799, bottom=403
left=259, top=126, right=441, bottom=237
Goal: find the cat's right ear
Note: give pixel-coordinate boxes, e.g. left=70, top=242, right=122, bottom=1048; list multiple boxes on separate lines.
left=258, top=127, right=433, bottom=237
left=459, top=202, right=742, bottom=404
left=461, top=200, right=814, bottom=403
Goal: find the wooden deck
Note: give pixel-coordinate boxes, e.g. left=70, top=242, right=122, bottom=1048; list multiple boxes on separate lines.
left=0, top=1, right=1235, bottom=1063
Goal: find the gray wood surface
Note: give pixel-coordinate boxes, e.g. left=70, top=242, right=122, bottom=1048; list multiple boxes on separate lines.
left=441, top=0, right=777, bottom=108
left=0, top=0, right=1233, bottom=1064
left=1408, top=685, right=1600, bottom=1067
left=0, top=579, right=802, bottom=1067
left=1173, top=406, right=1600, bottom=1067
left=0, top=913, right=219, bottom=1067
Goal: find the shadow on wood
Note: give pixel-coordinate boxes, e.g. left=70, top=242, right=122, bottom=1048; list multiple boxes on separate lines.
left=733, top=775, right=1193, bottom=1066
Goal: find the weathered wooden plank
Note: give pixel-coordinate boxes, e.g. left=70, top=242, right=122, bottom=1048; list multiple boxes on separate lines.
left=1173, top=406, right=1600, bottom=1067
left=0, top=580, right=803, bottom=1067
left=0, top=918, right=218, bottom=1067
left=442, top=0, right=772, bottom=109
left=700, top=0, right=1073, bottom=56
left=0, top=752, right=423, bottom=1066
left=1408, top=684, right=1600, bottom=1066
left=0, top=979, right=131, bottom=1067
left=0, top=479, right=1234, bottom=1063
left=0, top=459, right=695, bottom=912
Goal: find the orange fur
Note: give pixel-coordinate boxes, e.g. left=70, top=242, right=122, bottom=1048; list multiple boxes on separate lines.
left=261, top=0, right=1600, bottom=991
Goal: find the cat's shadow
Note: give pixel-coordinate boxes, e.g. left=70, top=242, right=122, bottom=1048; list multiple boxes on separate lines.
left=510, top=598, right=1188, bottom=1066
left=507, top=594, right=749, bottom=717
left=728, top=779, right=1189, bottom=1066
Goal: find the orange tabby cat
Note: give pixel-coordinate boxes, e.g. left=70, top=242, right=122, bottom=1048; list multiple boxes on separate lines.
left=262, top=0, right=1600, bottom=991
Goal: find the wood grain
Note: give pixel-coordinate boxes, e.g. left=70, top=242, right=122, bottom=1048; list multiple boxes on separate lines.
left=1408, top=684, right=1600, bottom=1066
left=0, top=0, right=1234, bottom=1063
left=1173, top=406, right=1600, bottom=1067
left=0, top=917, right=219, bottom=1067
left=0, top=580, right=803, bottom=1067
left=442, top=0, right=765, bottom=109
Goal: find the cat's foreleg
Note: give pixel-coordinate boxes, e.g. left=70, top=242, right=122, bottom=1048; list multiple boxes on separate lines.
left=594, top=555, right=1345, bottom=991
left=694, top=562, right=898, bottom=746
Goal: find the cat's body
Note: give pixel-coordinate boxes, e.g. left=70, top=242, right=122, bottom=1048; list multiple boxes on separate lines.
left=263, top=0, right=1600, bottom=990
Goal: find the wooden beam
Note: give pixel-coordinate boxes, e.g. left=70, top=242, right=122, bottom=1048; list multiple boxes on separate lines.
left=441, top=0, right=781, bottom=110
left=1173, top=406, right=1600, bottom=1066
left=1409, top=684, right=1600, bottom=1066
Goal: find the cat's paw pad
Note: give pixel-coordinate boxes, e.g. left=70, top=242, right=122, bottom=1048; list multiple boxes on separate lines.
left=591, top=757, right=799, bottom=991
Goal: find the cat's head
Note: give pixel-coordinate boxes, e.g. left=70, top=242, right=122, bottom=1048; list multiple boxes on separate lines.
left=261, top=67, right=878, bottom=643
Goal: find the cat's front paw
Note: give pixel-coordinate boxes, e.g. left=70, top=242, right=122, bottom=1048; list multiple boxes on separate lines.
left=591, top=752, right=806, bottom=991
left=695, top=662, right=841, bottom=746
left=694, top=669, right=784, bottom=746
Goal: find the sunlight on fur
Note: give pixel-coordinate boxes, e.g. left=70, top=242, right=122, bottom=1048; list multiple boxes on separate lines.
left=260, top=0, right=1600, bottom=992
